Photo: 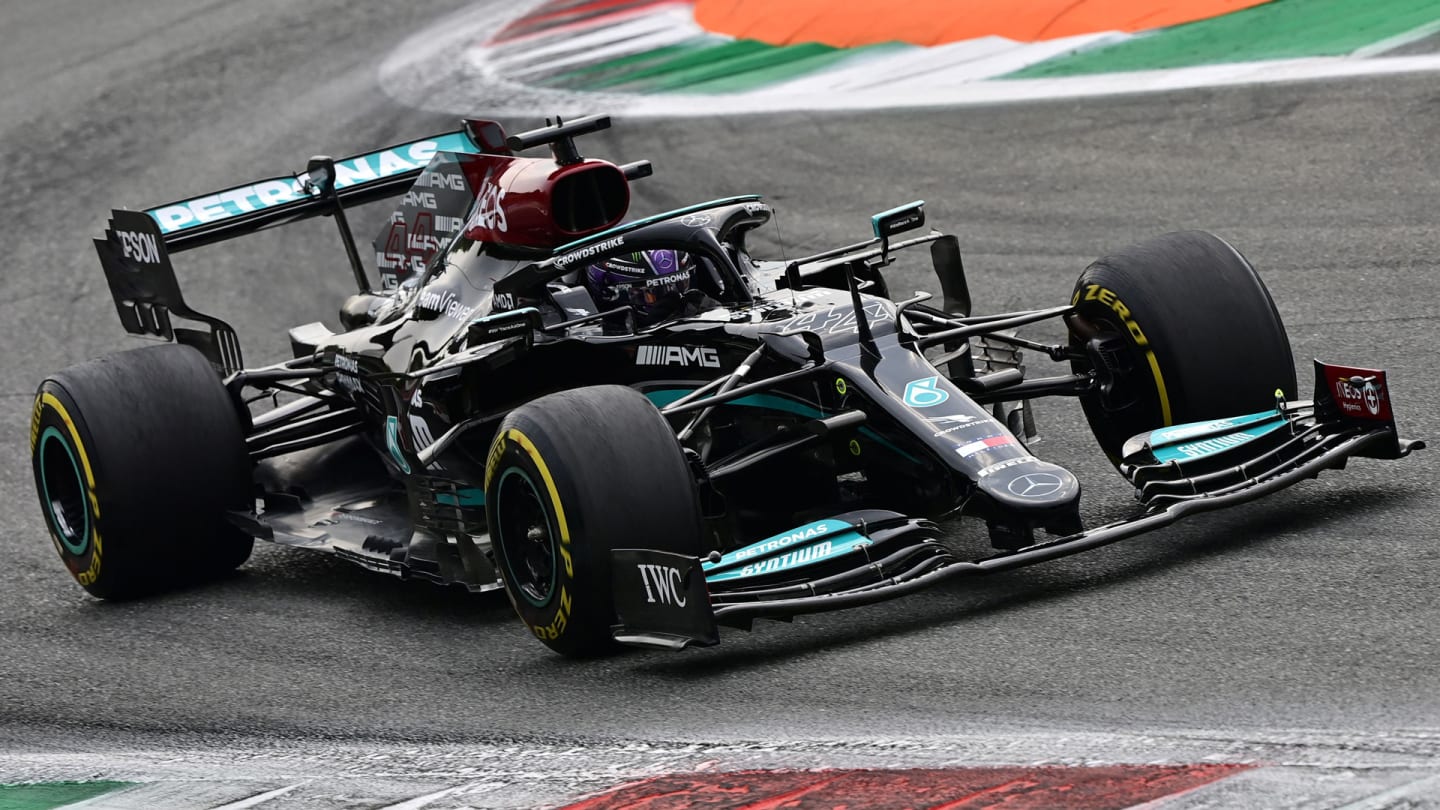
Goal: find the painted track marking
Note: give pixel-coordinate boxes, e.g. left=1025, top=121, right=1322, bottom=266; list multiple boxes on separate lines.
left=381, top=0, right=1440, bottom=115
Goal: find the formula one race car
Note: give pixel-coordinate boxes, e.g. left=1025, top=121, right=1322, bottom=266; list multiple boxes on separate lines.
left=31, top=115, right=1422, bottom=656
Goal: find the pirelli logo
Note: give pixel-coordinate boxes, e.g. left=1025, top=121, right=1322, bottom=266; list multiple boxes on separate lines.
left=636, top=345, right=721, bottom=368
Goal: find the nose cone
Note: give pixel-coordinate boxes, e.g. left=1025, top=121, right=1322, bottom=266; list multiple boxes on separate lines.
left=977, top=459, right=1081, bottom=516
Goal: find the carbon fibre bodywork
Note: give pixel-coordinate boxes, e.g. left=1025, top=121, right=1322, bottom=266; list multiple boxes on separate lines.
left=87, top=116, right=1422, bottom=649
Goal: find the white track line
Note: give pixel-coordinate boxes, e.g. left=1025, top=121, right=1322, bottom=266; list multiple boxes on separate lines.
left=754, top=32, right=1131, bottom=92
left=1352, top=19, right=1440, bottom=57
left=1333, top=773, right=1440, bottom=809
left=208, top=784, right=303, bottom=809
left=604, top=53, right=1440, bottom=116
left=377, top=782, right=483, bottom=809
left=383, top=0, right=1440, bottom=118
left=487, top=6, right=707, bottom=72
left=53, top=783, right=301, bottom=810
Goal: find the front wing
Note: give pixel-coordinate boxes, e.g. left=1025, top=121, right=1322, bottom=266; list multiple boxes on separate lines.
left=610, top=360, right=1424, bottom=650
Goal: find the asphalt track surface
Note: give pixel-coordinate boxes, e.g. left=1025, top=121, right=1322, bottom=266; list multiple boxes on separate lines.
left=2, top=1, right=1439, bottom=807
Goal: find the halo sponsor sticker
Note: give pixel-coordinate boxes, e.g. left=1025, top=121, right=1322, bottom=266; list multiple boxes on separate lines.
left=903, top=376, right=949, bottom=408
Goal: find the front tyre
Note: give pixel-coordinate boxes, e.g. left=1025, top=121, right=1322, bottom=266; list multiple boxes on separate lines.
left=1068, top=230, right=1297, bottom=461
left=484, top=385, right=702, bottom=657
left=30, top=344, right=254, bottom=598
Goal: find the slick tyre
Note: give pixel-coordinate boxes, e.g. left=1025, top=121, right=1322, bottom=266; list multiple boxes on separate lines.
left=1068, top=230, right=1296, bottom=462
left=484, top=385, right=702, bottom=657
left=30, top=344, right=254, bottom=599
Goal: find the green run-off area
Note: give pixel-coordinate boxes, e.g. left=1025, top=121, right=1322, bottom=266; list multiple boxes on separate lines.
left=542, top=38, right=898, bottom=93
left=534, top=0, right=1440, bottom=94
left=1009, top=0, right=1440, bottom=77
left=0, top=782, right=131, bottom=810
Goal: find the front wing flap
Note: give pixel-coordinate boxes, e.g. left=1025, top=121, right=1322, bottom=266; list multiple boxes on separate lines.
left=1120, top=360, right=1422, bottom=507
left=612, top=510, right=944, bottom=649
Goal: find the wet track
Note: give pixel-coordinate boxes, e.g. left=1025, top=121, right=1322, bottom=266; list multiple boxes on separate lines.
left=2, top=1, right=1439, bottom=806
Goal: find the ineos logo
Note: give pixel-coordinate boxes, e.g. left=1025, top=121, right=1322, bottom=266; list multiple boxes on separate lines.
left=1007, top=472, right=1064, bottom=498
left=1362, top=381, right=1381, bottom=415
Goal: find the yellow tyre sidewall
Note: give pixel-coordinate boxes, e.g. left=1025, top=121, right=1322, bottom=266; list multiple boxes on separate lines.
left=31, top=385, right=106, bottom=593
left=485, top=427, right=581, bottom=650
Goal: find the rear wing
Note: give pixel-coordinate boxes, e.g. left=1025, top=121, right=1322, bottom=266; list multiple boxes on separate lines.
left=144, top=126, right=498, bottom=252
left=93, top=121, right=507, bottom=373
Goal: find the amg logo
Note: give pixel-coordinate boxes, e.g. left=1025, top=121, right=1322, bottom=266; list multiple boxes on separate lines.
left=402, top=190, right=437, bottom=209
left=116, top=230, right=160, bottom=264
left=414, top=171, right=466, bottom=191
left=407, top=234, right=441, bottom=253
left=636, top=345, right=720, bottom=368
left=637, top=564, right=687, bottom=607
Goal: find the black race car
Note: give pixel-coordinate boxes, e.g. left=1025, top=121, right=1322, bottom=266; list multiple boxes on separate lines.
left=30, top=115, right=1422, bottom=656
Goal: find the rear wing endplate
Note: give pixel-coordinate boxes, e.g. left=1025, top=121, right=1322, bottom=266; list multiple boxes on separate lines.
left=95, top=209, right=245, bottom=372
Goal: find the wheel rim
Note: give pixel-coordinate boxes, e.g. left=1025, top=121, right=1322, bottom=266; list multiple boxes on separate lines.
left=38, top=426, right=90, bottom=556
left=494, top=467, right=558, bottom=608
left=1073, top=311, right=1150, bottom=415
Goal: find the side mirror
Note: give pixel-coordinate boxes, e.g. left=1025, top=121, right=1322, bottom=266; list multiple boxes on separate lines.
left=468, top=307, right=542, bottom=347
left=871, top=200, right=925, bottom=262
left=619, top=160, right=654, bottom=181
left=871, top=200, right=925, bottom=241
left=304, top=156, right=337, bottom=196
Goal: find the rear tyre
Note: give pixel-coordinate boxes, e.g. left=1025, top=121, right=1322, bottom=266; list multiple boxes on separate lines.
left=30, top=344, right=254, bottom=598
left=484, top=385, right=702, bottom=657
left=1068, top=230, right=1296, bottom=461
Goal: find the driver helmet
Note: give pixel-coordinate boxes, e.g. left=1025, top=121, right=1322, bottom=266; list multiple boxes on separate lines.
left=584, top=249, right=695, bottom=325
